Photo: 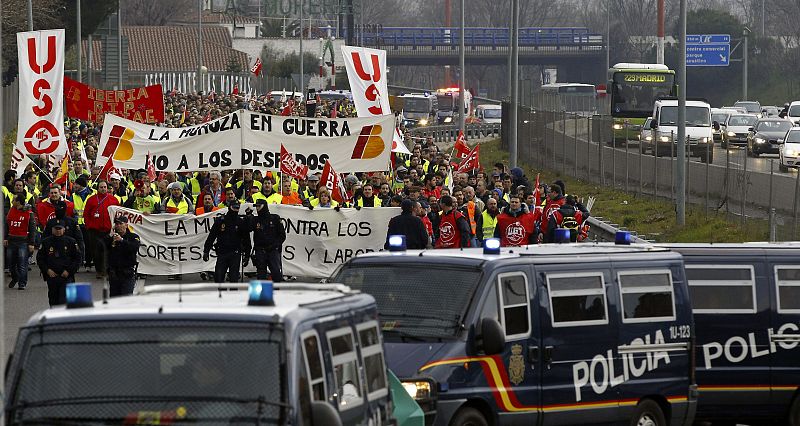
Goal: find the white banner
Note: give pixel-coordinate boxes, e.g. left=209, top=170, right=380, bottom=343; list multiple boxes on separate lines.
left=341, top=46, right=391, bottom=117
left=97, top=110, right=395, bottom=173
left=108, top=204, right=398, bottom=278
left=16, top=29, right=66, bottom=156
left=10, top=147, right=33, bottom=176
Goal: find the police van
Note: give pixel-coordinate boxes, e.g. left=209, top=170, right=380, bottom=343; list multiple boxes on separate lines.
left=661, top=243, right=800, bottom=425
left=331, top=240, right=698, bottom=426
left=4, top=282, right=395, bottom=426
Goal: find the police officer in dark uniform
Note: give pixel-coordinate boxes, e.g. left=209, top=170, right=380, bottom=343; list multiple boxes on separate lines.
left=106, top=216, right=141, bottom=296
left=37, top=219, right=82, bottom=306
left=203, top=200, right=252, bottom=283
left=250, top=199, right=286, bottom=281
left=45, top=200, right=85, bottom=265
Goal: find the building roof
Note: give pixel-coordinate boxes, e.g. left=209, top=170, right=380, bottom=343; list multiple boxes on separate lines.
left=84, top=26, right=250, bottom=73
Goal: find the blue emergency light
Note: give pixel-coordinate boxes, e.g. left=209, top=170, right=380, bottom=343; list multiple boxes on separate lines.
left=483, top=238, right=501, bottom=255
left=554, top=229, right=571, bottom=244
left=615, top=231, right=632, bottom=245
left=388, top=235, right=407, bottom=252
left=248, top=280, right=275, bottom=306
left=65, top=283, right=93, bottom=308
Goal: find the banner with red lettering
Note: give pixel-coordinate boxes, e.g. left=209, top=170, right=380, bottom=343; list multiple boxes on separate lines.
left=16, top=29, right=66, bottom=156
left=280, top=144, right=309, bottom=180
left=64, top=77, right=164, bottom=124
left=319, top=161, right=350, bottom=204
left=341, top=46, right=390, bottom=117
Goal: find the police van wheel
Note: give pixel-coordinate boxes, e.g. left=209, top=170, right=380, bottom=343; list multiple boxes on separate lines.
left=788, top=395, right=800, bottom=426
left=630, top=400, right=665, bottom=426
left=449, top=407, right=488, bottom=426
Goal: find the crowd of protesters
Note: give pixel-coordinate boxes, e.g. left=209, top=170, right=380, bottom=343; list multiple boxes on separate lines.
left=3, top=88, right=590, bottom=294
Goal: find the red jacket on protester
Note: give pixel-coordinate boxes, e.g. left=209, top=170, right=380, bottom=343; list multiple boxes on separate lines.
left=35, top=199, right=74, bottom=228
left=83, top=193, right=120, bottom=232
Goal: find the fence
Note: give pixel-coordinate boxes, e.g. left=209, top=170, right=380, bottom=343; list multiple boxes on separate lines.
left=503, top=102, right=796, bottom=241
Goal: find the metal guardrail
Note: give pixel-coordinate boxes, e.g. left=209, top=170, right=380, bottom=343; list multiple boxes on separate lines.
left=406, top=123, right=501, bottom=143
left=359, top=27, right=604, bottom=48
left=586, top=216, right=651, bottom=243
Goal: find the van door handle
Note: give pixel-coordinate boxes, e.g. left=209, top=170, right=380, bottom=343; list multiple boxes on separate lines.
left=544, top=346, right=554, bottom=363
left=528, top=346, right=539, bottom=363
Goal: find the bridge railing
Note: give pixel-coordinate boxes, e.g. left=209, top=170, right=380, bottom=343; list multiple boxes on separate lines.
left=405, top=123, right=501, bottom=143
left=359, top=27, right=604, bottom=48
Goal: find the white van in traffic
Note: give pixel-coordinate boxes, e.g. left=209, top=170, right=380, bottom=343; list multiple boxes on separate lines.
left=649, top=98, right=714, bottom=163
left=475, top=104, right=502, bottom=124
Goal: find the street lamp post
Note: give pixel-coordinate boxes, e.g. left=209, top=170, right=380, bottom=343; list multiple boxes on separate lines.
left=509, top=0, right=519, bottom=168
left=300, top=0, right=304, bottom=95
left=197, top=0, right=203, bottom=93
left=458, top=0, right=465, bottom=136
left=77, top=0, right=82, bottom=82
left=677, top=0, right=687, bottom=225
left=743, top=27, right=750, bottom=101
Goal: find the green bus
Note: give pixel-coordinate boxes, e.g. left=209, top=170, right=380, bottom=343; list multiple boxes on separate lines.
left=608, top=63, right=677, bottom=145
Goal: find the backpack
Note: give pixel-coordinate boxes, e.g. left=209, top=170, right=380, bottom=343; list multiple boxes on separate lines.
left=558, top=209, right=580, bottom=242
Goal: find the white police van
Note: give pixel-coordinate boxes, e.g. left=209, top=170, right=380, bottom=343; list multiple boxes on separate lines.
left=4, top=281, right=395, bottom=425
left=661, top=243, right=800, bottom=425
left=331, top=235, right=698, bottom=426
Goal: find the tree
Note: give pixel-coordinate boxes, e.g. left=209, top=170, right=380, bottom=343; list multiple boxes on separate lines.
left=122, top=0, right=194, bottom=26
left=226, top=53, right=244, bottom=73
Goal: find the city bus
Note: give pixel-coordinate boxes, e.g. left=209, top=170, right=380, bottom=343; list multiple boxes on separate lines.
left=609, top=63, right=677, bottom=145
left=539, top=83, right=597, bottom=116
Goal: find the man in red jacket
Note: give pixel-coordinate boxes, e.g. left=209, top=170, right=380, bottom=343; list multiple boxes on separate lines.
left=494, top=195, right=536, bottom=247
left=35, top=184, right=74, bottom=230
left=83, top=180, right=120, bottom=278
left=5, top=195, right=36, bottom=289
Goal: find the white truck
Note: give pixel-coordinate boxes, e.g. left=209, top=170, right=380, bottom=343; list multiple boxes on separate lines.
left=647, top=98, right=714, bottom=163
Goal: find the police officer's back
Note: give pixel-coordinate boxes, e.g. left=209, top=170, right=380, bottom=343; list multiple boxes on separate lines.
left=37, top=220, right=82, bottom=306
left=385, top=199, right=430, bottom=250
left=250, top=199, right=286, bottom=281
left=203, top=201, right=251, bottom=283
left=105, top=215, right=141, bottom=296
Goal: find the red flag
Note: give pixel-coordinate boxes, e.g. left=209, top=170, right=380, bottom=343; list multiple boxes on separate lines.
left=533, top=173, right=541, bottom=206
left=331, top=101, right=338, bottom=118
left=98, top=158, right=115, bottom=181
left=453, top=130, right=470, bottom=160
left=456, top=144, right=481, bottom=173
left=319, top=161, right=350, bottom=204
left=250, top=57, right=263, bottom=76
left=157, top=171, right=166, bottom=182
left=203, top=110, right=212, bottom=122
left=281, top=99, right=294, bottom=116
left=146, top=151, right=157, bottom=182
left=279, top=144, right=309, bottom=180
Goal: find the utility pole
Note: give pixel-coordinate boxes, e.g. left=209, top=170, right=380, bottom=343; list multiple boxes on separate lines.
left=300, top=0, right=304, bottom=95
left=677, top=0, right=687, bottom=225
left=77, top=0, right=82, bottom=82
left=117, top=3, right=123, bottom=89
left=657, top=0, right=665, bottom=64
left=0, top=0, right=5, bottom=411
left=743, top=27, right=749, bottom=101
left=458, top=0, right=465, bottom=136
left=28, top=0, right=33, bottom=30
left=507, top=1, right=513, bottom=99
left=509, top=0, right=519, bottom=168
left=605, top=0, right=610, bottom=72
left=445, top=0, right=452, bottom=86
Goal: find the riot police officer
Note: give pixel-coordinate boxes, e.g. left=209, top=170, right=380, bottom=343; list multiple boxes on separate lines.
left=106, top=216, right=141, bottom=296
left=45, top=200, right=85, bottom=264
left=203, top=200, right=252, bottom=283
left=250, top=199, right=286, bottom=281
left=37, top=220, right=82, bottom=306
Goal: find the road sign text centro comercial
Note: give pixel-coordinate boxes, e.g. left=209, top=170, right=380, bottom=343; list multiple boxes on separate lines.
left=686, top=34, right=731, bottom=67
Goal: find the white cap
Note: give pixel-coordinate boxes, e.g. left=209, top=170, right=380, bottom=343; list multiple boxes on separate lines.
left=109, top=172, right=121, bottom=180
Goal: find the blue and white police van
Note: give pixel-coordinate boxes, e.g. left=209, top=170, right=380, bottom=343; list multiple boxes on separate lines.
left=331, top=239, right=698, bottom=426
left=661, top=243, right=800, bottom=425
left=4, top=282, right=393, bottom=426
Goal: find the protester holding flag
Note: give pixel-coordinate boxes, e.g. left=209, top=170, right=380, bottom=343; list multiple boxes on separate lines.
left=84, top=180, right=120, bottom=279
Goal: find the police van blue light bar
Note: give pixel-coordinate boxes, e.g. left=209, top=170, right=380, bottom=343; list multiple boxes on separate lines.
left=554, top=229, right=571, bottom=244
left=248, top=280, right=275, bottom=306
left=615, top=231, right=632, bottom=245
left=65, top=283, right=93, bottom=308
left=388, top=235, right=407, bottom=252
left=483, top=238, right=501, bottom=255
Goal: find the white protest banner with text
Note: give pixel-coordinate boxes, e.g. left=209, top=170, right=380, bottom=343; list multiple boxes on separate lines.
left=16, top=29, right=66, bottom=156
left=341, top=46, right=391, bottom=117
left=109, top=204, right=396, bottom=278
left=97, top=110, right=394, bottom=173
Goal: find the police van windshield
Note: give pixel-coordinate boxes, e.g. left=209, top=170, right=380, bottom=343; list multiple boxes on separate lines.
left=8, top=321, right=286, bottom=424
left=333, top=265, right=481, bottom=340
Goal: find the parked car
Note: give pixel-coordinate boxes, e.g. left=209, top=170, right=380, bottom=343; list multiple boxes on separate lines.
left=723, top=114, right=759, bottom=147
left=747, top=118, right=793, bottom=157
left=779, top=127, right=800, bottom=172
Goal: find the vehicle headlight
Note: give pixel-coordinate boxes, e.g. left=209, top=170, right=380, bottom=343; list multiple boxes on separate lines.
left=645, top=135, right=653, bottom=141
left=418, top=118, right=428, bottom=126
left=613, top=123, right=624, bottom=130
left=700, top=137, right=709, bottom=143
left=660, top=135, right=671, bottom=143
left=402, top=381, right=432, bottom=400
left=727, top=131, right=736, bottom=137
left=786, top=149, right=797, bottom=157
left=755, top=137, right=766, bottom=144
left=444, top=116, right=453, bottom=123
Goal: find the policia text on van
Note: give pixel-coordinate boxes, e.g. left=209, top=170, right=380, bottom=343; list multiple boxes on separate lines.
left=332, top=242, right=698, bottom=426
left=4, top=282, right=396, bottom=426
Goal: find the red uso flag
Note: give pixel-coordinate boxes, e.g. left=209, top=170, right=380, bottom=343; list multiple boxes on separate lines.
left=279, top=144, right=309, bottom=180
left=341, top=46, right=389, bottom=117
left=456, top=144, right=481, bottom=173
left=319, top=161, right=350, bottom=204
left=250, top=57, right=263, bottom=76
left=453, top=130, right=470, bottom=159
left=16, top=29, right=66, bottom=156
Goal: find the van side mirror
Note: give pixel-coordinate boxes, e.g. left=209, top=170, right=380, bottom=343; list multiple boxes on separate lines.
left=748, top=127, right=754, bottom=132
left=477, top=318, right=505, bottom=355
left=713, top=121, right=720, bottom=131
left=311, top=401, right=342, bottom=426
left=649, top=120, right=657, bottom=130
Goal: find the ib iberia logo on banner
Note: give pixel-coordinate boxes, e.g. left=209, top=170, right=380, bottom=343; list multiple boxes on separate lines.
left=351, top=125, right=385, bottom=160
left=102, top=125, right=136, bottom=160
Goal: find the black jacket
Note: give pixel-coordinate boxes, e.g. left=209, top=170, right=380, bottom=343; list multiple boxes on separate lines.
left=106, top=231, right=141, bottom=269
left=37, top=235, right=82, bottom=277
left=250, top=211, right=286, bottom=251
left=45, top=216, right=84, bottom=260
left=385, top=212, right=429, bottom=250
left=204, top=212, right=252, bottom=255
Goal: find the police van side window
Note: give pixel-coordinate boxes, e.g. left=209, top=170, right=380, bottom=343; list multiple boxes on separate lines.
left=617, top=270, right=676, bottom=322
left=327, top=327, right=363, bottom=410
left=686, top=265, right=756, bottom=313
left=356, top=321, right=389, bottom=401
left=498, top=273, right=531, bottom=338
left=547, top=272, right=608, bottom=327
left=774, top=266, right=800, bottom=313
left=301, top=330, right=327, bottom=402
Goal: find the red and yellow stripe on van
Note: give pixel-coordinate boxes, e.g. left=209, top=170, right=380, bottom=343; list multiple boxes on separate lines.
left=419, top=355, right=689, bottom=413
left=699, top=385, right=798, bottom=392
